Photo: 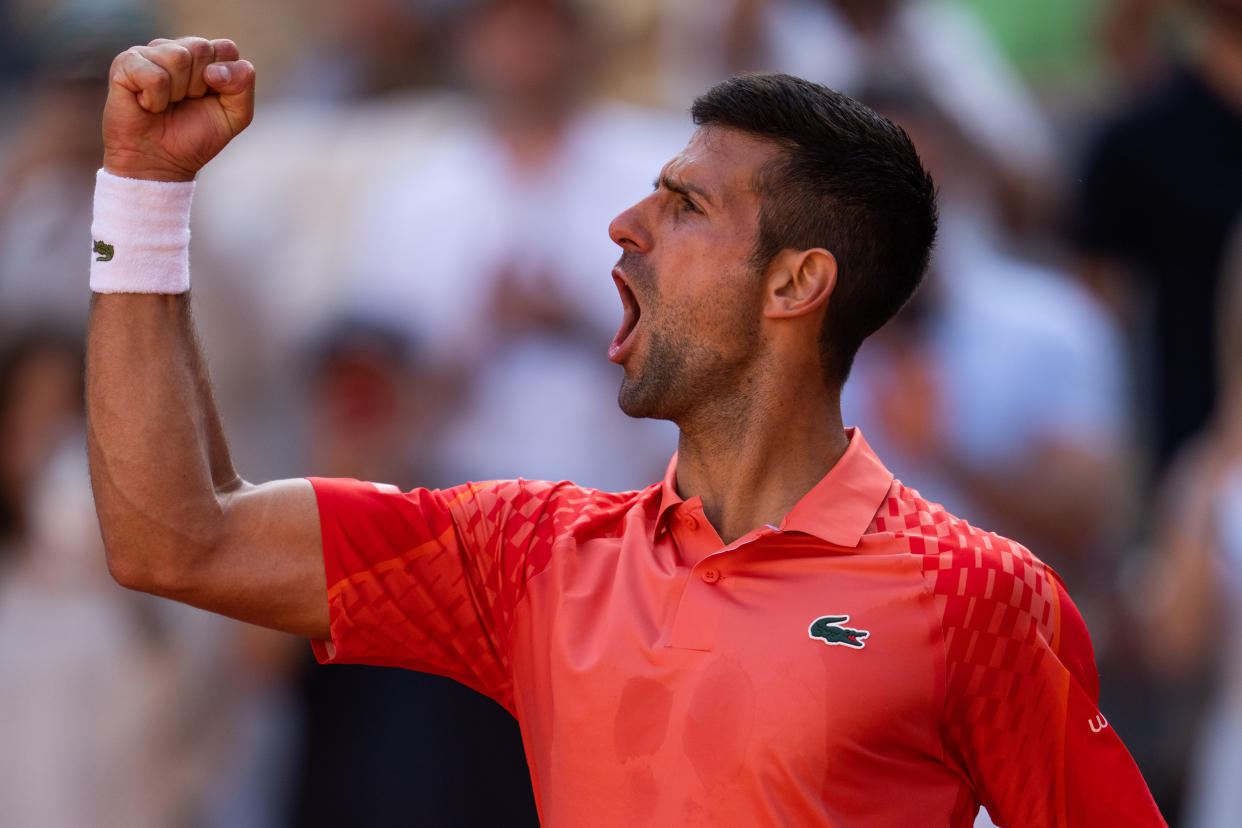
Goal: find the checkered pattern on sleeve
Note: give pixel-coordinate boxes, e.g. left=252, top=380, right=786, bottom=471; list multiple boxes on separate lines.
left=871, top=481, right=1166, bottom=828
left=311, top=477, right=604, bottom=712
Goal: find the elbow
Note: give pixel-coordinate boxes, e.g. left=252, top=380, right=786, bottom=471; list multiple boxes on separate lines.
left=94, top=484, right=232, bottom=596
left=101, top=524, right=217, bottom=598
left=103, top=537, right=167, bottom=594
left=103, top=540, right=147, bottom=591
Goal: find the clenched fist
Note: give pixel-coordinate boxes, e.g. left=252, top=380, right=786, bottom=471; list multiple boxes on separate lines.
left=102, top=37, right=255, bottom=182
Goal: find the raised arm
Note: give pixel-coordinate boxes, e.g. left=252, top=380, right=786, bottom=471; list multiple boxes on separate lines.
left=86, top=37, right=327, bottom=638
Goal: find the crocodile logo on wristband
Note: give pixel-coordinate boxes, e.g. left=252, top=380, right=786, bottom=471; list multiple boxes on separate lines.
left=93, top=240, right=115, bottom=262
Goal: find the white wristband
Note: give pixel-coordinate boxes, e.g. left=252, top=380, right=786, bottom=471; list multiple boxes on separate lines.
left=90, top=168, right=195, bottom=294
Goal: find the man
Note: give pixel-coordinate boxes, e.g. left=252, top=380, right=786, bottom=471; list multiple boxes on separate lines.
left=1076, top=0, right=1242, bottom=478
left=87, top=37, right=1166, bottom=826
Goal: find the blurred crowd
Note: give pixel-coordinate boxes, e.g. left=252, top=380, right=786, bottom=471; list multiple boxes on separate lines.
left=1, top=0, right=1241, bottom=824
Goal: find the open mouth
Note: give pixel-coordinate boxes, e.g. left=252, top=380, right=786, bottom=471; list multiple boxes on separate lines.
left=608, top=267, right=640, bottom=363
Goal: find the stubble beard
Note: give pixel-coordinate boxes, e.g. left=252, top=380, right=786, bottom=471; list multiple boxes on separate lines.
left=613, top=250, right=764, bottom=426
left=617, top=324, right=684, bottom=421
left=617, top=297, right=763, bottom=427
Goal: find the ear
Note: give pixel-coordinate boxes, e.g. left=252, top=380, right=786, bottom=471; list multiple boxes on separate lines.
left=763, top=248, right=836, bottom=319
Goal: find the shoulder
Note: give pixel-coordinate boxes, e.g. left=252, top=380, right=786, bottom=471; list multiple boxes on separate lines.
left=314, top=476, right=654, bottom=537
left=870, top=481, right=1066, bottom=648
left=868, top=479, right=1026, bottom=558
left=872, top=481, right=1099, bottom=699
left=440, top=478, right=657, bottom=537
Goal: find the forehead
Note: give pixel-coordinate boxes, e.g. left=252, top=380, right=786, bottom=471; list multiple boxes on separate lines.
left=663, top=126, right=781, bottom=198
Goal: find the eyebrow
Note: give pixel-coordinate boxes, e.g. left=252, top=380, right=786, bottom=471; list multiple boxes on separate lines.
left=654, top=173, right=714, bottom=207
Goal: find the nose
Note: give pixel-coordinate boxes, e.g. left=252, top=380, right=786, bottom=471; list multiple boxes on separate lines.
left=608, top=196, right=652, bottom=252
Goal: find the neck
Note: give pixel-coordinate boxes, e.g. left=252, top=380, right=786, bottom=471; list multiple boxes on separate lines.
left=674, top=383, right=848, bottom=545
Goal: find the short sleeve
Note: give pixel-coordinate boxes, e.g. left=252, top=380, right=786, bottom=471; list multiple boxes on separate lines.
left=930, top=539, right=1167, bottom=826
left=308, top=476, right=570, bottom=711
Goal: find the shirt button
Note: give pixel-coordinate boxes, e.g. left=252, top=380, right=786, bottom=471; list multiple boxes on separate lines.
left=682, top=513, right=699, bottom=530
left=701, top=568, right=720, bottom=583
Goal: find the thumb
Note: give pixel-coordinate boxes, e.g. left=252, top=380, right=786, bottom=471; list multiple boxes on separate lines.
left=204, top=59, right=256, bottom=130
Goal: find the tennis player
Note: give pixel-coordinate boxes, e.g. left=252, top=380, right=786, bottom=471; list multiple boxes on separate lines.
left=86, top=37, right=1166, bottom=826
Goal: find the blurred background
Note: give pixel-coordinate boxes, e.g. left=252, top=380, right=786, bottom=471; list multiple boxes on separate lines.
left=1, top=0, right=1240, bottom=825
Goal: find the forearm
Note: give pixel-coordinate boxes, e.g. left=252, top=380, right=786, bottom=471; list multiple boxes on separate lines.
left=81, top=36, right=328, bottom=636
left=86, top=292, right=236, bottom=589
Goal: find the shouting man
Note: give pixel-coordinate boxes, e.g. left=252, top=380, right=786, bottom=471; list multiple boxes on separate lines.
left=86, top=37, right=1165, bottom=826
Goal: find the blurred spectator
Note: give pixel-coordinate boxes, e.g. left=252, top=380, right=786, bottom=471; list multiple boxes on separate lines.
left=0, top=437, right=195, bottom=827
left=0, top=330, right=194, bottom=826
left=187, top=67, right=469, bottom=484
left=0, top=327, right=83, bottom=545
left=299, top=319, right=440, bottom=485
left=275, top=0, right=444, bottom=101
left=1075, top=0, right=1242, bottom=482
left=1140, top=218, right=1242, bottom=827
left=342, top=0, right=683, bottom=491
left=288, top=319, right=539, bottom=827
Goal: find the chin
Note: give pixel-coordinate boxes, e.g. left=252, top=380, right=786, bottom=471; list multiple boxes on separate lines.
left=616, top=385, right=651, bottom=420
left=617, top=378, right=680, bottom=423
left=617, top=380, right=659, bottom=421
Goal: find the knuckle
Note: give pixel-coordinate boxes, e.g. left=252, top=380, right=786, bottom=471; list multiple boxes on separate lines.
left=168, top=45, right=193, bottom=70
left=209, top=38, right=240, bottom=60
left=182, top=36, right=213, bottom=60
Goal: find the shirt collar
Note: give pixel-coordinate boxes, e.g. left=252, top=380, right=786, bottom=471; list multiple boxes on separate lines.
left=655, top=427, right=894, bottom=548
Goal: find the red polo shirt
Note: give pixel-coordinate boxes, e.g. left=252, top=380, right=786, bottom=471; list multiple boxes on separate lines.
left=310, top=429, right=1165, bottom=827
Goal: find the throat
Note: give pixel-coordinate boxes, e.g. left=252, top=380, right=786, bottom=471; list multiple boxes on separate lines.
left=674, top=416, right=849, bottom=546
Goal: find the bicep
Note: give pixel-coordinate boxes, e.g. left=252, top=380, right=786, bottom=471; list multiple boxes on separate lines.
left=170, top=477, right=328, bottom=639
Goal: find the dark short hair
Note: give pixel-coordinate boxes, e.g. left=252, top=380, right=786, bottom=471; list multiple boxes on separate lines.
left=692, top=73, right=937, bottom=385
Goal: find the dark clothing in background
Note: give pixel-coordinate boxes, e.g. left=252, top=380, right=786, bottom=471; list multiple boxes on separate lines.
left=292, top=657, right=540, bottom=828
left=1076, top=67, right=1242, bottom=471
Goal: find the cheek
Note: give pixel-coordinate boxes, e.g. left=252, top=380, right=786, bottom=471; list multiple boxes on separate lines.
left=664, top=279, right=756, bottom=346
left=650, top=227, right=760, bottom=317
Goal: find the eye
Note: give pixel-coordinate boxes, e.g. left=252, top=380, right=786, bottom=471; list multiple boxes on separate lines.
left=679, top=196, right=701, bottom=214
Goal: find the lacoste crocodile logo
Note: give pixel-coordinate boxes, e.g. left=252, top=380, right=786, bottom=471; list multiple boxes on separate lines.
left=93, top=240, right=114, bottom=262
left=808, top=615, right=869, bottom=648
